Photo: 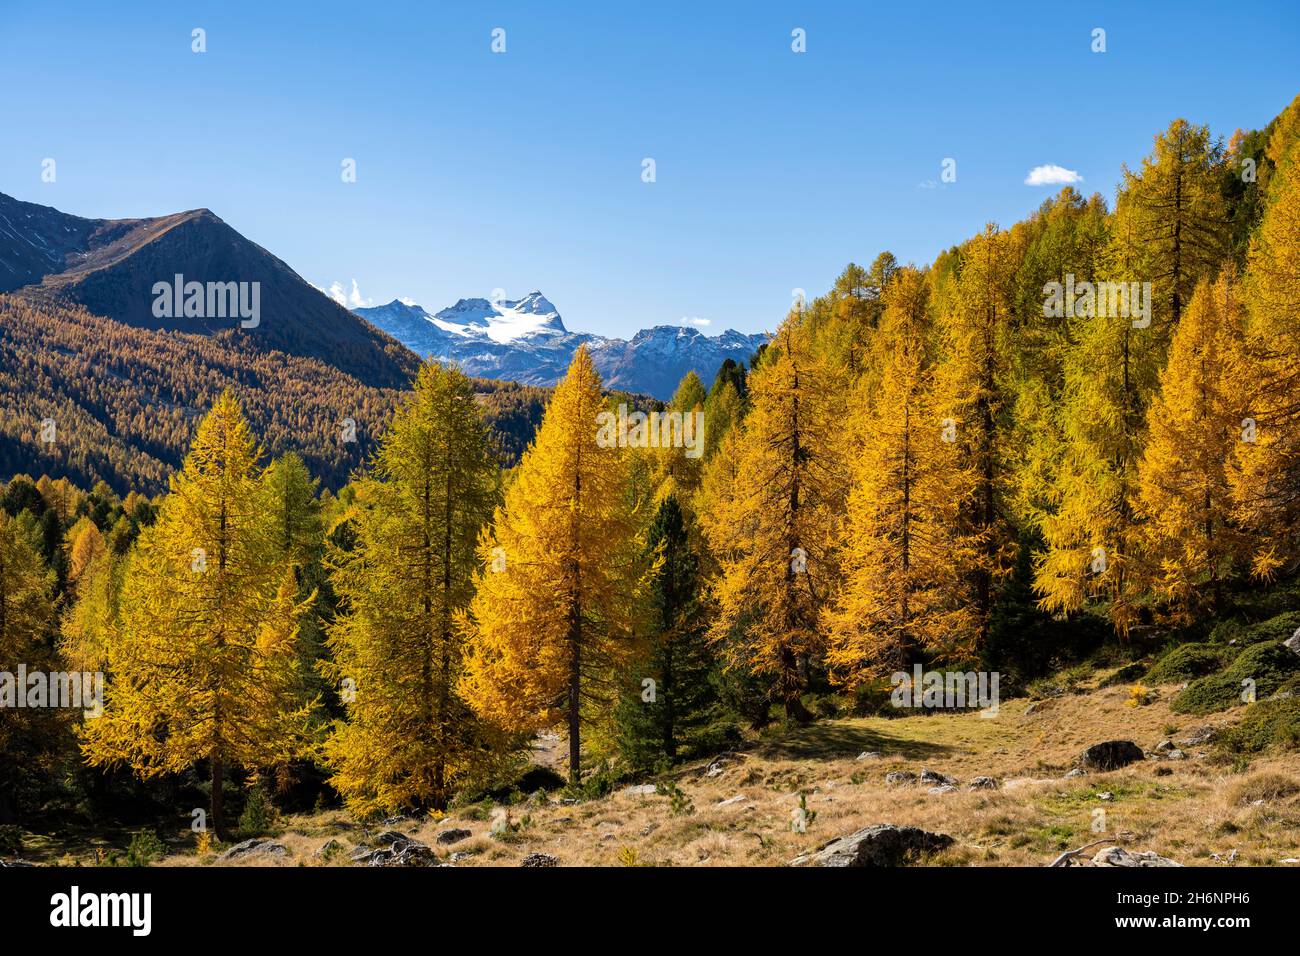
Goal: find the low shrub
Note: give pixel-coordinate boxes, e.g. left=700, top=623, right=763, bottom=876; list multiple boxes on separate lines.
left=1172, top=642, right=1300, bottom=715
left=1145, top=643, right=1233, bottom=684
left=1217, top=697, right=1300, bottom=754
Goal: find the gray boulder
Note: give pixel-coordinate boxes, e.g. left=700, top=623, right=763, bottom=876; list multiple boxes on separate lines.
left=968, top=776, right=1000, bottom=791
left=791, top=824, right=955, bottom=867
left=885, top=771, right=917, bottom=786
left=520, top=852, right=559, bottom=867
left=1084, top=846, right=1182, bottom=867
left=1285, top=627, right=1300, bottom=656
left=367, top=837, right=437, bottom=867
left=436, top=828, right=472, bottom=845
left=219, top=839, right=287, bottom=862
left=919, top=768, right=957, bottom=787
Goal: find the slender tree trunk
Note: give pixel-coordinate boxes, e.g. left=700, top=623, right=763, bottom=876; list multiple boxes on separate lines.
left=211, top=755, right=226, bottom=841
left=568, top=630, right=581, bottom=784
left=662, top=642, right=676, bottom=761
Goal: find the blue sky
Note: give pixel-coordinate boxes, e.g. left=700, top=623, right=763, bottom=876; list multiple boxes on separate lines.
left=1, top=1, right=1296, bottom=338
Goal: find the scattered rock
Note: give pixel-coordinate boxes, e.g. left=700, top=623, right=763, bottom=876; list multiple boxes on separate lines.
left=1179, top=726, right=1216, bottom=746
left=856, top=751, right=882, bottom=761
left=919, top=768, right=957, bottom=787
left=219, top=839, right=287, bottom=862
left=314, top=838, right=344, bottom=860
left=449, top=851, right=474, bottom=863
left=885, top=771, right=917, bottom=786
left=1285, top=627, right=1300, bottom=656
left=1083, top=846, right=1182, bottom=867
left=968, top=776, right=1000, bottom=791
left=0, top=858, right=34, bottom=867
left=1164, top=748, right=1186, bottom=760
left=436, top=828, right=472, bottom=845
left=703, top=758, right=731, bottom=778
left=368, top=839, right=438, bottom=867
left=1079, top=740, right=1145, bottom=771
left=790, top=824, right=955, bottom=867
left=927, top=784, right=958, bottom=795
left=520, top=853, right=559, bottom=867
left=1024, top=702, right=1040, bottom=716
left=1063, top=768, right=1088, bottom=779
left=1154, top=739, right=1175, bottom=753
left=716, top=795, right=747, bottom=807
left=621, top=784, right=657, bottom=797
left=1098, top=791, right=1114, bottom=801
left=371, top=828, right=409, bottom=845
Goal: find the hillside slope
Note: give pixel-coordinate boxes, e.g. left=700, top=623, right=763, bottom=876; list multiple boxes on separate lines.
left=0, top=295, right=554, bottom=493
left=0, top=191, right=418, bottom=388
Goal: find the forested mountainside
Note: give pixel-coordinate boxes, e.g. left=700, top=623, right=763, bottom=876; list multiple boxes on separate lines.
left=0, top=192, right=416, bottom=388
left=0, top=294, right=564, bottom=493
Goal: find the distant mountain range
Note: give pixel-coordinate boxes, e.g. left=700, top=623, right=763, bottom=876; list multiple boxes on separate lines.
left=0, top=192, right=533, bottom=493
left=356, top=295, right=768, bottom=400
left=0, top=189, right=764, bottom=493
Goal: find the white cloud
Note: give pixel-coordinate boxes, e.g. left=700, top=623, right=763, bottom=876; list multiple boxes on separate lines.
left=317, top=278, right=372, bottom=308
left=1025, top=164, right=1083, bottom=186
left=682, top=316, right=711, bottom=327
left=399, top=296, right=418, bottom=306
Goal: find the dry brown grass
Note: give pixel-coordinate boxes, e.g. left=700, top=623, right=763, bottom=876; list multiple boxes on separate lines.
left=141, top=682, right=1300, bottom=868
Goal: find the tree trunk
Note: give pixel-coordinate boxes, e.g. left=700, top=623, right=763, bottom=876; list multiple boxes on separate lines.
left=211, top=756, right=226, bottom=841
left=782, top=647, right=813, bottom=723
left=567, top=643, right=581, bottom=785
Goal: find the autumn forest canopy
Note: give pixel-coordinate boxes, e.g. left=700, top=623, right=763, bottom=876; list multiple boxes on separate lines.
left=3, top=94, right=1300, bottom=841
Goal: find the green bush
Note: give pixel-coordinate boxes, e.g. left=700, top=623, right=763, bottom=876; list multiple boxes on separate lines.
left=125, top=829, right=165, bottom=867
left=238, top=781, right=279, bottom=837
left=1102, top=661, right=1150, bottom=687
left=1145, top=643, right=1233, bottom=684
left=1217, top=697, right=1300, bottom=754
left=0, top=825, right=24, bottom=856
left=1172, top=642, right=1300, bottom=715
left=1212, top=610, right=1300, bottom=647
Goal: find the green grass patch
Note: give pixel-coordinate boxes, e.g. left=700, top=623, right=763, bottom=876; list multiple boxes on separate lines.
left=1211, top=610, right=1300, bottom=648
left=1145, top=643, right=1235, bottom=684
left=1171, top=642, right=1300, bottom=715
left=1217, top=697, right=1300, bottom=754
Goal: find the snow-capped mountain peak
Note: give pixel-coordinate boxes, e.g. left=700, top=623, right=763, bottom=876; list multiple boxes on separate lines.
left=355, top=290, right=768, bottom=400
left=430, top=291, right=567, bottom=344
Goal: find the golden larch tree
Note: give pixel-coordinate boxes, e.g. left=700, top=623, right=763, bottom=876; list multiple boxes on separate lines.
left=1137, top=273, right=1251, bottom=619
left=825, top=266, right=977, bottom=686
left=460, top=347, right=645, bottom=783
left=699, top=317, right=849, bottom=722
left=82, top=392, right=317, bottom=838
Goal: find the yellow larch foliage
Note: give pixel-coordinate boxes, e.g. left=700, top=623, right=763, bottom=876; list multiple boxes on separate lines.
left=1137, top=272, right=1251, bottom=620
left=698, top=318, right=849, bottom=722
left=82, top=391, right=318, bottom=837
left=824, top=266, right=977, bottom=687
left=459, top=346, right=646, bottom=782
